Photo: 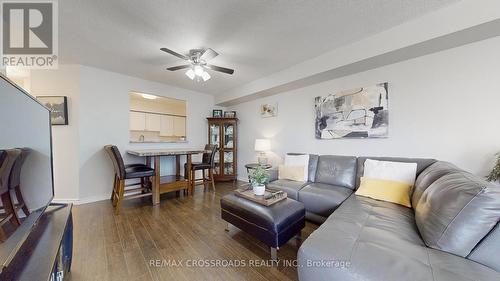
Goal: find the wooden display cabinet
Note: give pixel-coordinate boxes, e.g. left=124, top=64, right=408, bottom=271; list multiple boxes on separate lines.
left=207, top=117, right=238, bottom=182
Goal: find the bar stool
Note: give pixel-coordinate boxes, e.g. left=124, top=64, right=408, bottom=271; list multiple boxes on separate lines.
left=8, top=147, right=31, bottom=224
left=104, top=145, right=155, bottom=214
left=184, top=144, right=218, bottom=192
left=0, top=149, right=21, bottom=241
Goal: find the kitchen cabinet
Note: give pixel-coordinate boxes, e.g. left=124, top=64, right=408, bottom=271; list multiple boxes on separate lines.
left=173, top=116, right=186, bottom=137
left=145, top=113, right=161, bottom=131
left=129, top=111, right=146, bottom=131
left=130, top=110, right=186, bottom=139
left=159, top=115, right=174, bottom=136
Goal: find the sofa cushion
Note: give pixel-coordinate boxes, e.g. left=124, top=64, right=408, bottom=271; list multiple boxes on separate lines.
left=287, top=153, right=319, bottom=182
left=411, top=161, right=460, bottom=207
left=298, top=183, right=352, bottom=217
left=363, top=159, right=417, bottom=184
left=278, top=164, right=306, bottom=182
left=356, top=177, right=412, bottom=207
left=356, top=157, right=436, bottom=189
left=308, top=154, right=319, bottom=182
left=415, top=172, right=500, bottom=257
left=284, top=154, right=309, bottom=181
left=267, top=179, right=309, bottom=200
left=315, top=155, right=357, bottom=189
left=468, top=222, right=500, bottom=272
left=298, top=195, right=500, bottom=281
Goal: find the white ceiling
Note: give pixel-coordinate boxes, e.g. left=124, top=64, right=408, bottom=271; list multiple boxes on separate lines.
left=59, top=0, right=459, bottom=96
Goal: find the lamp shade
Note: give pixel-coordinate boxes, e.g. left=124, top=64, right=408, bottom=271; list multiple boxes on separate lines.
left=254, top=139, right=271, bottom=152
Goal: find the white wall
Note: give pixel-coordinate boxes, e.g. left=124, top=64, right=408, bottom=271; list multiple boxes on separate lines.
left=22, top=65, right=214, bottom=203
left=30, top=65, right=81, bottom=200
left=230, top=36, right=500, bottom=180
left=78, top=66, right=214, bottom=203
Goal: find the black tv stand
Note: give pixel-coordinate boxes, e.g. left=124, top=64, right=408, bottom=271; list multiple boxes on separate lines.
left=0, top=203, right=73, bottom=281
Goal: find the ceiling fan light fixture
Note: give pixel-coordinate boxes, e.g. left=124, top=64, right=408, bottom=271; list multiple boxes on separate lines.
left=185, top=69, right=195, bottom=80
left=161, top=47, right=234, bottom=82
left=194, top=65, right=204, bottom=76
left=201, top=71, right=211, bottom=82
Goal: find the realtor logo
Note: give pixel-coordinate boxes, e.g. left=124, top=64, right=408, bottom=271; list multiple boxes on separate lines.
left=1, top=1, right=58, bottom=68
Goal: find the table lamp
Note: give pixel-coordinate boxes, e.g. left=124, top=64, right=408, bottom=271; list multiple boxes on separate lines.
left=254, top=139, right=271, bottom=165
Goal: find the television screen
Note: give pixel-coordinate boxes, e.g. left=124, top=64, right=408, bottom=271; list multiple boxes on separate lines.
left=0, top=75, right=54, bottom=272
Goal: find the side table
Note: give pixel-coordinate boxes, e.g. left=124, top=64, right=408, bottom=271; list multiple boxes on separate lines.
left=245, top=163, right=272, bottom=182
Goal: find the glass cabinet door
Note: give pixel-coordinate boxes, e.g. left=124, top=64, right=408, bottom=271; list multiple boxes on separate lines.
left=223, top=151, right=234, bottom=175
left=224, top=124, right=234, bottom=149
left=209, top=124, right=220, bottom=175
left=209, top=124, right=220, bottom=145
left=223, top=123, right=235, bottom=175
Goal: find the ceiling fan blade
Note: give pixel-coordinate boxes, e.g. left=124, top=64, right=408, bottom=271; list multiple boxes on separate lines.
left=200, top=48, right=219, bottom=61
left=206, top=64, right=234, bottom=75
left=167, top=65, right=191, bottom=71
left=160, top=47, right=189, bottom=60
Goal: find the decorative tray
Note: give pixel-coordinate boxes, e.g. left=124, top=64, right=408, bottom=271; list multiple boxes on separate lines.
left=234, top=185, right=287, bottom=206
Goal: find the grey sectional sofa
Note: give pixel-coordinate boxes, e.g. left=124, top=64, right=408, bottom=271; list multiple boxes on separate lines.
left=267, top=154, right=500, bottom=281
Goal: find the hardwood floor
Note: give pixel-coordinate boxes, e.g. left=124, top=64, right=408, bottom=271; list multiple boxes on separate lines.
left=69, top=181, right=318, bottom=281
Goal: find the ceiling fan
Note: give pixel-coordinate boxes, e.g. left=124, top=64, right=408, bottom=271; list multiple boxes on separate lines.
left=161, top=47, right=234, bottom=82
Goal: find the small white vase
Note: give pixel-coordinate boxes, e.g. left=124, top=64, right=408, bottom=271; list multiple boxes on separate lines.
left=253, top=184, right=266, bottom=196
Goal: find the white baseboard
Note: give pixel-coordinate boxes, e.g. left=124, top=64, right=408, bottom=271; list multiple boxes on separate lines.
left=76, top=195, right=110, bottom=205
left=52, top=194, right=110, bottom=205
left=51, top=198, right=79, bottom=204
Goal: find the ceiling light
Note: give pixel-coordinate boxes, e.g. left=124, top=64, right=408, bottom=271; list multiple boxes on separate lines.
left=201, top=71, right=211, bottom=82
left=185, top=69, right=195, bottom=80
left=141, top=93, right=157, bottom=100
left=194, top=65, right=204, bottom=76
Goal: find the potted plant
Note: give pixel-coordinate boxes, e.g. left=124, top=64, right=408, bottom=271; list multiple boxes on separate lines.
left=487, top=153, right=500, bottom=182
left=249, top=166, right=269, bottom=196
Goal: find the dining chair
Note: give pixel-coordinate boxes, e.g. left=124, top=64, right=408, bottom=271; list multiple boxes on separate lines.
left=0, top=149, right=21, bottom=241
left=8, top=147, right=31, bottom=224
left=104, top=145, right=155, bottom=214
left=185, top=144, right=218, bottom=192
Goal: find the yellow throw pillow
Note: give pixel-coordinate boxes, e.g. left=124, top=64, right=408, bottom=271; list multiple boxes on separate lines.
left=278, top=165, right=306, bottom=182
left=355, top=177, right=412, bottom=207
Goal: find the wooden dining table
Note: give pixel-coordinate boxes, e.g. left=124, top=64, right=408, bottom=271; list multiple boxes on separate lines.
left=127, top=148, right=209, bottom=205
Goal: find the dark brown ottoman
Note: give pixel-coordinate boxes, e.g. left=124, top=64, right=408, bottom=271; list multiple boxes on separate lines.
left=220, top=193, right=305, bottom=260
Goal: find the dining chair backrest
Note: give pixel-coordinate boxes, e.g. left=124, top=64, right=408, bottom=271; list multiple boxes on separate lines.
left=0, top=149, right=21, bottom=194
left=8, top=147, right=31, bottom=189
left=104, top=145, right=126, bottom=180
left=202, top=144, right=218, bottom=167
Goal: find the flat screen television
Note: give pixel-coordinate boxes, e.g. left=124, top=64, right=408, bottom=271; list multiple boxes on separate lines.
left=0, top=74, right=54, bottom=273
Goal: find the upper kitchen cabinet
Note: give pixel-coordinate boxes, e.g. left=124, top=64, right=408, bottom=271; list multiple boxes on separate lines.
left=173, top=116, right=186, bottom=137
left=129, top=111, right=146, bottom=131
left=159, top=115, right=174, bottom=136
left=145, top=113, right=161, bottom=131
left=129, top=92, right=187, bottom=143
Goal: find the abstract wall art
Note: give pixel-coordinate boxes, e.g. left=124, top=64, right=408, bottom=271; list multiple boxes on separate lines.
left=315, top=83, right=388, bottom=139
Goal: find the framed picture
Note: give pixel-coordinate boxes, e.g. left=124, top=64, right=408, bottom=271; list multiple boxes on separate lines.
left=260, top=103, right=278, bottom=118
left=37, top=96, right=69, bottom=125
left=315, top=82, right=388, bottom=139
left=224, top=111, right=236, bottom=118
left=212, top=109, right=223, bottom=118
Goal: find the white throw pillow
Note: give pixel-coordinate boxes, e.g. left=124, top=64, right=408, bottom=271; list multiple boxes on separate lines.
left=284, top=154, right=309, bottom=182
left=278, top=165, right=306, bottom=182
left=363, top=159, right=417, bottom=185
